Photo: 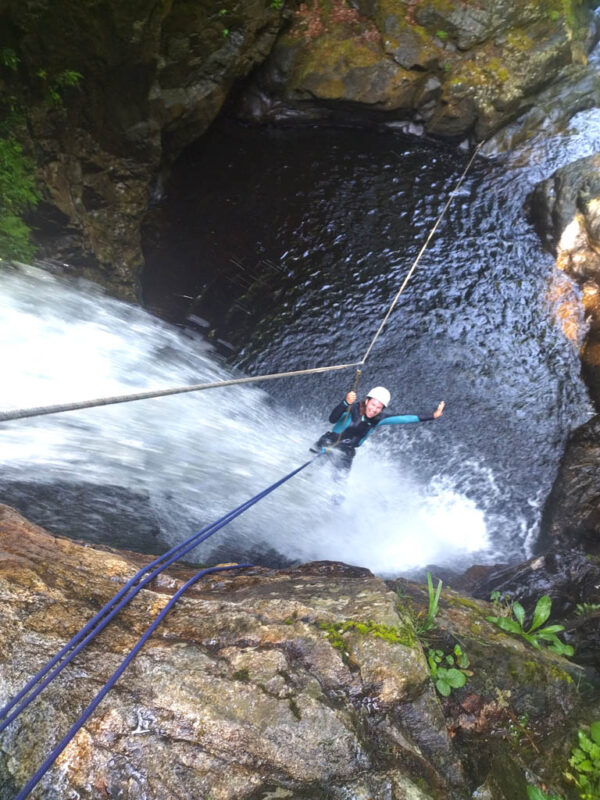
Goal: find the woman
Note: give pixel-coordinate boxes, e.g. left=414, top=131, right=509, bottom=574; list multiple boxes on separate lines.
left=311, top=386, right=445, bottom=472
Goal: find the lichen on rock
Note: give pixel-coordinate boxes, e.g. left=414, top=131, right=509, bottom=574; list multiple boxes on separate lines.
left=0, top=0, right=284, bottom=298
left=245, top=0, right=598, bottom=141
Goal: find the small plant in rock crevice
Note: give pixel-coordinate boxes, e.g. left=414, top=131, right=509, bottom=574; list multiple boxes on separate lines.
left=526, top=785, right=563, bottom=800
left=490, top=589, right=512, bottom=615
left=486, top=594, right=574, bottom=657
left=399, top=574, right=471, bottom=697
left=35, top=68, right=82, bottom=106
left=565, top=721, right=600, bottom=800
left=411, top=571, right=442, bottom=636
left=575, top=602, right=600, bottom=616
left=427, top=644, right=470, bottom=697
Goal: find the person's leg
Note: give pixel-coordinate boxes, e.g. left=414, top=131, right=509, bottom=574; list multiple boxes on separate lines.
left=328, top=445, right=355, bottom=504
left=336, top=445, right=355, bottom=474
left=310, top=431, right=337, bottom=453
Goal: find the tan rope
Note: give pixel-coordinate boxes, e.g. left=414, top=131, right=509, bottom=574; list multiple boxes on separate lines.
left=323, top=141, right=483, bottom=451
left=2, top=143, right=483, bottom=424
left=359, top=141, right=483, bottom=366
left=0, top=361, right=362, bottom=422
left=331, top=367, right=363, bottom=446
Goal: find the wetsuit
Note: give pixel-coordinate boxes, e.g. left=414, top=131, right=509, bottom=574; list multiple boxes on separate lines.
left=311, top=399, right=435, bottom=471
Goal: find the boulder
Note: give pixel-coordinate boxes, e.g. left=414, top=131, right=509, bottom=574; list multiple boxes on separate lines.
left=242, top=0, right=598, bottom=141
left=538, top=414, right=600, bottom=550
left=2, top=1, right=598, bottom=296
left=0, top=0, right=283, bottom=298
left=527, top=155, right=600, bottom=403
left=481, top=61, right=600, bottom=155
left=0, top=504, right=596, bottom=799
left=454, top=413, right=600, bottom=673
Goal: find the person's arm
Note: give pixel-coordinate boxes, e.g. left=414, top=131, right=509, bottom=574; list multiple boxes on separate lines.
left=328, top=391, right=357, bottom=424
left=377, top=401, right=445, bottom=426
left=377, top=414, right=422, bottom=426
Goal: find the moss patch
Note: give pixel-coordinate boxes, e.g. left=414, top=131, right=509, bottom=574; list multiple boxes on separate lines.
left=320, top=619, right=417, bottom=649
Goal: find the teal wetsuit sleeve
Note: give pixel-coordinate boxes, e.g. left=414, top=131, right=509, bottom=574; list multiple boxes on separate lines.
left=376, top=414, right=431, bottom=426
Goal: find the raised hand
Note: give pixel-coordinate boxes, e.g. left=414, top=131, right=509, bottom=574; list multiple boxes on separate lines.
left=433, top=400, right=445, bottom=419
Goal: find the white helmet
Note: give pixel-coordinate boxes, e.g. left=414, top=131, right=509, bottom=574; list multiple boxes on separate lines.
left=366, top=386, right=390, bottom=407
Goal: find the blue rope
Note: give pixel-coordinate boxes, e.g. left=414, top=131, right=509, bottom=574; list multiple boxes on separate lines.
left=13, top=563, right=252, bottom=800
left=0, top=456, right=319, bottom=733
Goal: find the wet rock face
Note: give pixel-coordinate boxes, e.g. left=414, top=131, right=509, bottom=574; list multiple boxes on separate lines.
left=0, top=505, right=595, bottom=800
left=538, top=414, right=600, bottom=549
left=456, top=413, right=600, bottom=672
left=481, top=61, right=600, bottom=155
left=3, top=1, right=598, bottom=297
left=241, top=0, right=597, bottom=140
left=528, top=155, right=600, bottom=272
left=457, top=546, right=600, bottom=670
left=527, top=155, right=600, bottom=403
left=1, top=0, right=282, bottom=298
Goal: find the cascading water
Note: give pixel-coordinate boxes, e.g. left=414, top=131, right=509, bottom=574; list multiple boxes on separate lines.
left=3, top=100, right=600, bottom=575
left=0, top=264, right=490, bottom=574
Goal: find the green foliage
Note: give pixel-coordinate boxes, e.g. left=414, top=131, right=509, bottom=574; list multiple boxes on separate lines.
left=436, top=29, right=449, bottom=40
left=575, top=602, right=600, bottom=616
left=565, top=722, right=600, bottom=800
left=270, top=0, right=284, bottom=8
left=0, top=139, right=38, bottom=209
left=490, top=589, right=511, bottom=613
left=0, top=137, right=39, bottom=260
left=508, top=712, right=530, bottom=745
left=0, top=42, right=83, bottom=258
left=0, top=47, right=21, bottom=117
left=218, top=7, right=230, bottom=36
left=427, top=644, right=469, bottom=697
left=320, top=622, right=348, bottom=657
left=0, top=47, right=19, bottom=71
left=36, top=68, right=83, bottom=106
left=414, top=572, right=442, bottom=635
left=321, top=618, right=415, bottom=649
left=526, top=785, right=563, bottom=800
left=0, top=214, right=35, bottom=261
left=486, top=595, right=574, bottom=657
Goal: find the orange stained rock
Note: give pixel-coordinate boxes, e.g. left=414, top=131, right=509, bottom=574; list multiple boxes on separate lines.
left=582, top=281, right=600, bottom=317
left=582, top=339, right=600, bottom=367
left=546, top=271, right=585, bottom=346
